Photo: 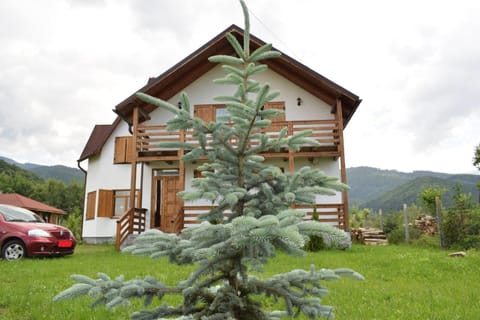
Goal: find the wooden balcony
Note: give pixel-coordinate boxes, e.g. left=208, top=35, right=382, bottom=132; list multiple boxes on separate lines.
left=135, top=119, right=341, bottom=162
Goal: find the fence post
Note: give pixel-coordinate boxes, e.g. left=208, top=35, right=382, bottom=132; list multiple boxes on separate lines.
left=379, top=209, right=384, bottom=231
left=435, top=196, right=445, bottom=249
left=403, top=204, right=410, bottom=244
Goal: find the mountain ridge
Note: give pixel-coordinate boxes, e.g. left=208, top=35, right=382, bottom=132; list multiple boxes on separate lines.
left=0, top=156, right=83, bottom=185
left=1, top=157, right=478, bottom=210
left=347, top=166, right=479, bottom=212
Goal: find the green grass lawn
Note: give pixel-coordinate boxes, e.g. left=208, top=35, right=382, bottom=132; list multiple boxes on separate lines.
left=0, top=244, right=479, bottom=319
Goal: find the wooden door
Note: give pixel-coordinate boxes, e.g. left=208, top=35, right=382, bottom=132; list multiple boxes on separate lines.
left=151, top=175, right=182, bottom=233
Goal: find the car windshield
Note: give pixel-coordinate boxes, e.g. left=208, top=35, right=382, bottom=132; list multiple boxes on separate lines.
left=0, top=205, right=44, bottom=223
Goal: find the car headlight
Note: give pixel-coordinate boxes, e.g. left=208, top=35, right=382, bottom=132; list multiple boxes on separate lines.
left=28, top=229, right=53, bottom=237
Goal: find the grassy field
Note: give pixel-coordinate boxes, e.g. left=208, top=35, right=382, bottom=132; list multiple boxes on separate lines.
left=0, top=244, right=479, bottom=319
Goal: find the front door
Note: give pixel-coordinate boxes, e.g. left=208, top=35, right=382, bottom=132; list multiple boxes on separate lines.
left=151, top=174, right=182, bottom=233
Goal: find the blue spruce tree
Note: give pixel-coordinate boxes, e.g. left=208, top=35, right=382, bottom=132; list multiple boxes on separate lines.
left=54, top=1, right=363, bottom=319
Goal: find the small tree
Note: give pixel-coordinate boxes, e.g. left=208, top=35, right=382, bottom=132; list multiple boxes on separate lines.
left=474, top=143, right=480, bottom=199
left=473, top=143, right=480, bottom=170
left=54, top=2, right=362, bottom=319
left=350, top=206, right=371, bottom=228
left=443, top=185, right=480, bottom=249
left=419, top=186, right=445, bottom=216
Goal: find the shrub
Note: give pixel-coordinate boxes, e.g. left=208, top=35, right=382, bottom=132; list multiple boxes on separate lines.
left=443, top=185, right=480, bottom=249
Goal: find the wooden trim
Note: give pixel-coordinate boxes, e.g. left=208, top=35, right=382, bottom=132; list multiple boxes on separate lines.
left=336, top=98, right=349, bottom=230
left=288, top=122, right=294, bottom=173
left=178, top=131, right=186, bottom=230
left=130, top=106, right=139, bottom=212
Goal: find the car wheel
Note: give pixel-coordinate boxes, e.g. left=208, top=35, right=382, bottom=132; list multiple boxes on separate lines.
left=2, top=240, right=27, bottom=261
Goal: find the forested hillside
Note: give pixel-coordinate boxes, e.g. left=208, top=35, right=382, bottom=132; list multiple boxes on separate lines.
left=0, top=156, right=82, bottom=184
left=347, top=167, right=479, bottom=211
left=0, top=159, right=84, bottom=214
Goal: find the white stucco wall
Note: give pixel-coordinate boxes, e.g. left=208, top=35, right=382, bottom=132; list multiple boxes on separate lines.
left=144, top=65, right=334, bottom=124
left=82, top=121, right=140, bottom=242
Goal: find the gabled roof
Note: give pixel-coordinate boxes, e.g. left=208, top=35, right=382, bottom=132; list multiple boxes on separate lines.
left=79, top=24, right=361, bottom=162
left=114, top=24, right=361, bottom=125
left=78, top=119, right=120, bottom=162
left=0, top=193, right=66, bottom=215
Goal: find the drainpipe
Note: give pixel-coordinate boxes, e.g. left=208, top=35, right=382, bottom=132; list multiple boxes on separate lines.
left=112, top=109, right=133, bottom=134
left=77, top=159, right=87, bottom=241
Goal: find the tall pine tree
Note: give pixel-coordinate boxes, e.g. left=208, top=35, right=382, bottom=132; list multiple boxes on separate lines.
left=55, top=1, right=362, bottom=319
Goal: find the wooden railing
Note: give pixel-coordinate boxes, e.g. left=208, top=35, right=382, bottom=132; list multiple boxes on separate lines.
left=182, top=203, right=346, bottom=230
left=115, top=207, right=147, bottom=250
left=135, top=119, right=340, bottom=156
left=115, top=203, right=345, bottom=250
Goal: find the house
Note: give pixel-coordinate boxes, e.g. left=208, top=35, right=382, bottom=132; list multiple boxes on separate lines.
left=78, top=25, right=361, bottom=248
left=0, top=193, right=66, bottom=224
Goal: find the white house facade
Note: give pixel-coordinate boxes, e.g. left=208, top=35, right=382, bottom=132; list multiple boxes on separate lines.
left=78, top=25, right=361, bottom=248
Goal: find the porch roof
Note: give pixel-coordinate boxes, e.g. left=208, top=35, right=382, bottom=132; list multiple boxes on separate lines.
left=0, top=193, right=66, bottom=215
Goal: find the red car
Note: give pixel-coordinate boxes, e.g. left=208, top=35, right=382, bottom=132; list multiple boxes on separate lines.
left=0, top=204, right=76, bottom=260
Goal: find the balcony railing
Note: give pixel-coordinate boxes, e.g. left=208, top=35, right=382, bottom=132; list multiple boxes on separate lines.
left=115, top=203, right=346, bottom=250
left=135, top=119, right=340, bottom=160
left=182, top=203, right=346, bottom=229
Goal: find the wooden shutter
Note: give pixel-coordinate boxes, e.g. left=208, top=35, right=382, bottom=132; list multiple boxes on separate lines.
left=264, top=101, right=286, bottom=132
left=264, top=101, right=285, bottom=122
left=86, top=191, right=96, bottom=220
left=114, top=136, right=133, bottom=164
left=97, top=189, right=114, bottom=218
left=125, top=136, right=134, bottom=163
left=194, top=105, right=215, bottom=122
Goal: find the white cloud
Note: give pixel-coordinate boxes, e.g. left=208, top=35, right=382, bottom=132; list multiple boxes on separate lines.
left=0, top=0, right=479, bottom=174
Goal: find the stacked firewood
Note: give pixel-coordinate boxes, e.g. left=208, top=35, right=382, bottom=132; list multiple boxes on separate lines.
left=414, top=215, right=437, bottom=235
left=351, top=228, right=388, bottom=245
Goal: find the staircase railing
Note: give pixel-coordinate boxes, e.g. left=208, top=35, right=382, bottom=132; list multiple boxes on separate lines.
left=115, top=207, right=147, bottom=250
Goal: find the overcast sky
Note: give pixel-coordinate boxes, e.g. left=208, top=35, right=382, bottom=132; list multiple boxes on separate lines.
left=1, top=0, right=479, bottom=174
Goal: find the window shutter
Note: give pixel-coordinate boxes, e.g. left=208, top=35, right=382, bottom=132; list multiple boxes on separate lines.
left=263, top=101, right=286, bottom=122
left=98, top=189, right=114, bottom=218
left=263, top=101, right=286, bottom=132
left=114, top=137, right=126, bottom=163
left=86, top=191, right=96, bottom=220
left=194, top=105, right=215, bottom=122
left=114, top=136, right=134, bottom=164
left=125, top=136, right=134, bottom=163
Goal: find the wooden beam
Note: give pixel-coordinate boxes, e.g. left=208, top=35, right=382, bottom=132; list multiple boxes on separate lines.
left=336, top=98, right=349, bottom=230
left=179, top=130, right=186, bottom=230
left=130, top=106, right=139, bottom=211
left=288, top=122, right=294, bottom=173
left=137, top=105, right=151, bottom=121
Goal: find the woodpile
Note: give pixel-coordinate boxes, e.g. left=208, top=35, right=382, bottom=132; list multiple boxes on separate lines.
left=351, top=228, right=388, bottom=245
left=414, top=215, right=437, bottom=235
